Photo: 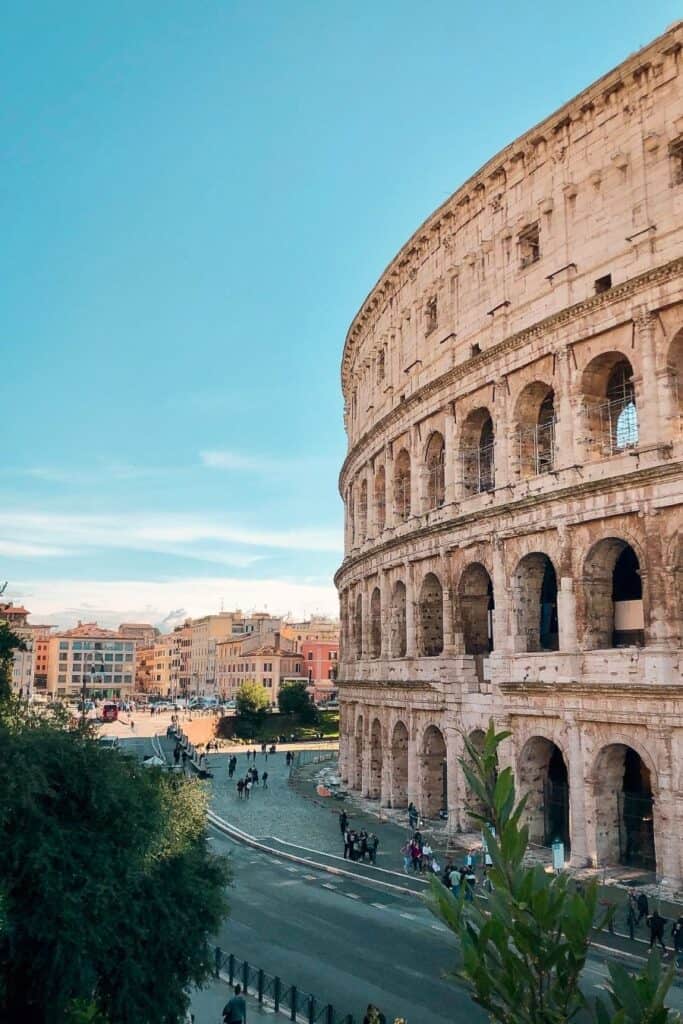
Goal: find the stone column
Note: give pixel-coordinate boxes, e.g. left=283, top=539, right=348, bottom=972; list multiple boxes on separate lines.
left=566, top=716, right=589, bottom=866
left=405, top=563, right=417, bottom=658
left=491, top=538, right=512, bottom=654
left=407, top=719, right=419, bottom=806
left=655, top=365, right=679, bottom=442
left=643, top=511, right=674, bottom=647
left=446, top=724, right=465, bottom=833
left=554, top=346, right=576, bottom=471
left=384, top=448, right=396, bottom=530
left=557, top=579, right=578, bottom=652
left=444, top=408, right=458, bottom=506
left=494, top=376, right=510, bottom=490
left=361, top=720, right=372, bottom=797
left=380, top=726, right=393, bottom=807
left=379, top=570, right=392, bottom=659
left=442, top=556, right=456, bottom=656
left=633, top=308, right=659, bottom=447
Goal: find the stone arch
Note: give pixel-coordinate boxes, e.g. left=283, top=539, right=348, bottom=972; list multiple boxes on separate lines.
left=374, top=465, right=386, bottom=533
left=513, top=381, right=556, bottom=477
left=582, top=537, right=644, bottom=650
left=518, top=736, right=570, bottom=849
left=418, top=572, right=444, bottom=656
left=390, top=720, right=409, bottom=808
left=391, top=580, right=407, bottom=658
left=512, top=552, right=559, bottom=652
left=348, top=485, right=355, bottom=546
left=593, top=743, right=656, bottom=871
left=369, top=587, right=381, bottom=659
left=358, top=478, right=368, bottom=540
left=458, top=562, right=494, bottom=654
left=394, top=448, right=411, bottom=521
left=582, top=351, right=638, bottom=456
left=353, top=715, right=364, bottom=790
left=425, top=431, right=445, bottom=509
left=353, top=592, right=363, bottom=659
left=461, top=407, right=495, bottom=495
left=419, top=724, right=447, bottom=819
left=369, top=718, right=383, bottom=800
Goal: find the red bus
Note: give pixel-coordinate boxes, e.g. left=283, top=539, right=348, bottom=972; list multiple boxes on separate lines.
left=102, top=702, right=118, bottom=723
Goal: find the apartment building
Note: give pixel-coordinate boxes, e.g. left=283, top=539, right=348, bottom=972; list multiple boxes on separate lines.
left=47, top=622, right=136, bottom=699
left=118, top=622, right=157, bottom=648
left=216, top=630, right=304, bottom=704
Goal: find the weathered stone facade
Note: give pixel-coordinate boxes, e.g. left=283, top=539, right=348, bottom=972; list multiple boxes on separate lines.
left=335, top=24, right=683, bottom=883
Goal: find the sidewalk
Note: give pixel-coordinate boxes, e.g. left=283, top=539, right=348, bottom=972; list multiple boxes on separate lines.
left=192, top=976, right=274, bottom=1022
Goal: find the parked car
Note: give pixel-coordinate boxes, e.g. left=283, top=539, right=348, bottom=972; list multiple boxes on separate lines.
left=98, top=736, right=120, bottom=750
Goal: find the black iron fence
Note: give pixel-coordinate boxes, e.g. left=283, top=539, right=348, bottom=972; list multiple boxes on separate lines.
left=216, top=949, right=354, bottom=1024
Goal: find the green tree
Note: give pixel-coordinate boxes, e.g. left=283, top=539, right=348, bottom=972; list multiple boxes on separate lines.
left=0, top=710, right=231, bottom=1023
left=277, top=681, right=317, bottom=724
left=235, top=680, right=270, bottom=737
left=0, top=621, right=26, bottom=703
left=428, top=722, right=679, bottom=1024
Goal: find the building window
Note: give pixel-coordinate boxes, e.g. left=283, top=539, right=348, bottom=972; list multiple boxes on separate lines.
left=595, top=273, right=612, bottom=294
left=425, top=296, right=438, bottom=336
left=58, top=674, right=66, bottom=683
left=307, top=652, right=313, bottom=661
left=669, top=136, right=683, bottom=186
left=59, top=641, right=68, bottom=650
left=377, top=348, right=385, bottom=383
left=519, top=223, right=540, bottom=268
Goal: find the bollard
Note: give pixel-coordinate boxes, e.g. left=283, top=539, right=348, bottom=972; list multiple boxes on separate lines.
left=290, top=985, right=297, bottom=1022
left=242, top=959, right=249, bottom=994
left=228, top=954, right=235, bottom=985
left=274, top=976, right=281, bottom=1012
left=258, top=968, right=264, bottom=1003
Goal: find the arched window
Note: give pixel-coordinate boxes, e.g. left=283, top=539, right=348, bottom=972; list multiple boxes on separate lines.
left=606, top=362, right=638, bottom=450
left=369, top=587, right=382, bottom=659
left=374, top=466, right=386, bottom=533
left=515, top=382, right=556, bottom=477
left=394, top=449, right=411, bottom=521
left=425, top=432, right=445, bottom=509
left=418, top=573, right=444, bottom=656
left=583, top=538, right=644, bottom=649
left=391, top=581, right=407, bottom=657
left=459, top=563, right=494, bottom=654
left=582, top=353, right=638, bottom=458
left=358, top=479, right=368, bottom=540
left=348, top=486, right=355, bottom=546
left=512, top=553, right=559, bottom=652
left=461, top=409, right=495, bottom=495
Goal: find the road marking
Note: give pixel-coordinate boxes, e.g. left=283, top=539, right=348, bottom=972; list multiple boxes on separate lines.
left=400, top=912, right=417, bottom=920
left=303, top=874, right=318, bottom=880
left=277, top=880, right=300, bottom=887
left=431, top=924, right=448, bottom=932
left=284, top=866, right=299, bottom=873
left=371, top=902, right=389, bottom=910
left=322, top=883, right=337, bottom=890
left=345, top=892, right=361, bottom=900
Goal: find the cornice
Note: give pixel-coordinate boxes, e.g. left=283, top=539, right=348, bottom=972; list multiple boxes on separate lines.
left=339, top=256, right=683, bottom=493
left=500, top=681, right=683, bottom=699
left=341, top=22, right=683, bottom=394
left=334, top=459, right=683, bottom=587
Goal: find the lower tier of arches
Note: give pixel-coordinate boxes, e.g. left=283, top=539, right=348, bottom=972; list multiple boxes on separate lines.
left=338, top=696, right=682, bottom=884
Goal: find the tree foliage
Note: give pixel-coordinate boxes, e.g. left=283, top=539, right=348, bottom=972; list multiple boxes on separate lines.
left=277, top=681, right=317, bottom=723
left=0, top=709, right=231, bottom=1023
left=235, top=680, right=270, bottom=737
left=428, top=722, right=679, bottom=1024
left=0, top=621, right=26, bottom=703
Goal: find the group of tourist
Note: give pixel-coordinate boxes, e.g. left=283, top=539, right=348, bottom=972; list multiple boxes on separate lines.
left=622, top=889, right=683, bottom=961
left=236, top=764, right=268, bottom=799
left=339, top=811, right=379, bottom=863
left=402, top=831, right=442, bottom=876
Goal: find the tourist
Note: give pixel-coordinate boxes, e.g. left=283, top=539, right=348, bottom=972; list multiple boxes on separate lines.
left=637, top=890, right=649, bottom=924
left=244, top=778, right=252, bottom=800
left=672, top=915, right=683, bottom=967
left=339, top=810, right=348, bottom=835
left=362, top=1004, right=386, bottom=1024
left=408, top=802, right=418, bottom=829
left=236, top=778, right=244, bottom=800
left=410, top=840, right=421, bottom=873
left=222, top=983, right=247, bottom=1023
left=344, top=829, right=352, bottom=860
left=368, top=832, right=379, bottom=865
left=627, top=895, right=638, bottom=941
left=252, top=768, right=259, bottom=786
left=262, top=771, right=268, bottom=789
left=648, top=909, right=667, bottom=952
left=401, top=841, right=412, bottom=873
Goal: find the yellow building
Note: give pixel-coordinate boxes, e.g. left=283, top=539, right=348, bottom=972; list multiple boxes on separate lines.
left=47, top=622, right=136, bottom=699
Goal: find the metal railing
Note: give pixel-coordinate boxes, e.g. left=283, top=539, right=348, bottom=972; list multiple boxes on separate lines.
left=216, top=949, right=354, bottom=1024
left=293, top=749, right=338, bottom=769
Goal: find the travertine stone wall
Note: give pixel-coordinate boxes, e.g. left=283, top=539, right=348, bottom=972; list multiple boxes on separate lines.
left=335, top=23, right=683, bottom=883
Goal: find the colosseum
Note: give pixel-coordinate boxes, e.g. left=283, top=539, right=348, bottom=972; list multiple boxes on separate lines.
left=334, top=23, right=683, bottom=884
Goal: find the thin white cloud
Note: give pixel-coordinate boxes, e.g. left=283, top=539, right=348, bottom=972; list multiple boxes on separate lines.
left=0, top=510, right=343, bottom=558
left=199, top=449, right=337, bottom=478
left=9, top=576, right=339, bottom=631
left=0, top=540, right=69, bottom=558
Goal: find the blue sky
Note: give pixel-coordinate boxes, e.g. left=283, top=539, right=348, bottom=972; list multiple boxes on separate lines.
left=1, top=2, right=678, bottom=628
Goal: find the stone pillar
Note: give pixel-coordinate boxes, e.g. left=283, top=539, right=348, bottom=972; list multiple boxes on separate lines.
left=566, top=717, right=589, bottom=866
left=407, top=720, right=419, bottom=806
left=361, top=721, right=372, bottom=797
left=442, top=558, right=456, bottom=656
left=557, top=580, right=578, bottom=652
left=491, top=538, right=512, bottom=654
left=494, top=376, right=510, bottom=489
left=379, top=570, right=391, bottom=658
left=384, top=448, right=396, bottom=530
left=405, top=563, right=417, bottom=658
left=413, top=424, right=427, bottom=514
left=554, top=346, right=576, bottom=471
left=444, top=409, right=458, bottom=506
left=643, top=511, right=674, bottom=647
left=655, top=365, right=679, bottom=442
left=446, top=724, right=465, bottom=832
left=634, top=308, right=659, bottom=447
left=380, top=727, right=393, bottom=807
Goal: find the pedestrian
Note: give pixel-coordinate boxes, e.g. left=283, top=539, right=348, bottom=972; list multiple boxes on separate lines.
left=627, top=898, right=638, bottom=941
left=362, top=1005, right=386, bottom=1024
left=442, top=861, right=453, bottom=888
left=245, top=778, right=252, bottom=800
left=465, top=867, right=477, bottom=902
left=408, top=802, right=417, bottom=829
left=252, top=768, right=259, bottom=786
left=359, top=830, right=368, bottom=862
left=410, top=840, right=421, bottom=873
left=648, top=909, right=667, bottom=952
left=237, top=778, right=244, bottom=800
left=600, top=897, right=616, bottom=935
left=339, top=810, right=348, bottom=835
left=637, top=890, right=649, bottom=924
left=368, top=832, right=379, bottom=865
left=222, top=983, right=247, bottom=1023
left=344, top=829, right=352, bottom=860
left=262, top=771, right=268, bottom=789
left=130, top=720, right=135, bottom=731
left=401, top=841, right=412, bottom=873
left=449, top=866, right=461, bottom=896
left=672, top=915, right=683, bottom=967
left=228, top=761, right=235, bottom=780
